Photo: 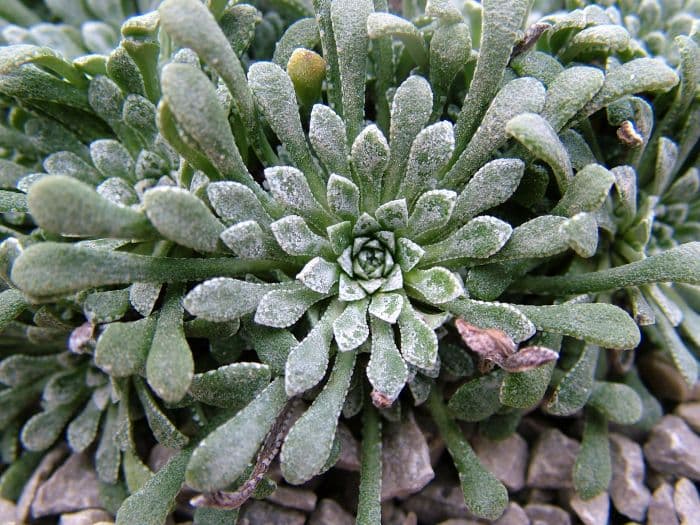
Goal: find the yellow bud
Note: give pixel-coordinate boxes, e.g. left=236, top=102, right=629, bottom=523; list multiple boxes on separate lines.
left=287, top=48, right=326, bottom=108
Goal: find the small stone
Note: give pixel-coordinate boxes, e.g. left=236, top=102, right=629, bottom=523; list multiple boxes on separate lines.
left=436, top=520, right=481, bottom=525
left=381, top=411, right=434, bottom=500
left=240, top=501, right=305, bottom=525
left=609, top=433, right=650, bottom=521
left=675, top=402, right=700, bottom=433
left=644, top=415, right=700, bottom=480
left=59, top=509, right=113, bottom=525
left=472, top=433, right=528, bottom=491
left=16, top=445, right=68, bottom=523
left=526, top=429, right=580, bottom=489
left=647, top=483, right=679, bottom=525
left=494, top=502, right=529, bottom=525
left=674, top=478, right=700, bottom=525
left=267, top=486, right=317, bottom=512
left=0, top=498, right=17, bottom=523
left=31, top=453, right=102, bottom=518
left=309, top=499, right=354, bottom=525
left=524, top=503, right=571, bottom=525
left=148, top=444, right=179, bottom=472
left=570, top=492, right=609, bottom=525
left=336, top=423, right=360, bottom=471
left=382, top=501, right=409, bottom=525
left=400, top=483, right=471, bottom=523
left=639, top=354, right=696, bottom=402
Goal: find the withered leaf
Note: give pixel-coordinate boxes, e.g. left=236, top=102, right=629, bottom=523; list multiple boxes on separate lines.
left=454, top=318, right=516, bottom=366
left=501, top=346, right=558, bottom=372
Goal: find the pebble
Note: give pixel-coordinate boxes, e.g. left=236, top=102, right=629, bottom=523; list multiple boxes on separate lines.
left=0, top=498, right=16, bottom=524
left=493, top=502, right=529, bottom=525
left=673, top=478, right=700, bottom=525
left=675, top=402, right=700, bottom=433
left=266, top=486, right=317, bottom=512
left=526, top=429, right=580, bottom=489
left=524, top=503, right=571, bottom=525
left=609, top=433, right=650, bottom=521
left=59, top=509, right=113, bottom=525
left=644, top=415, right=700, bottom=480
left=309, top=499, right=354, bottom=525
left=400, top=483, right=471, bottom=523
left=16, top=445, right=67, bottom=522
left=647, top=482, right=679, bottom=525
left=240, top=501, right=305, bottom=525
left=472, top=433, right=528, bottom=491
left=569, top=492, right=609, bottom=525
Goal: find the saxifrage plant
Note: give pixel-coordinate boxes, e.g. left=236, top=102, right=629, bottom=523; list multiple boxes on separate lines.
left=0, top=0, right=698, bottom=523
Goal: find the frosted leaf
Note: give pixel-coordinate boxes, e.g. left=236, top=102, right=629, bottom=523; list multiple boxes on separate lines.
left=95, top=317, right=155, bottom=377
left=327, top=174, right=360, bottom=219
left=271, top=215, right=330, bottom=257
left=542, top=66, right=604, bottom=132
left=407, top=190, right=457, bottom=239
left=134, top=378, right=188, bottom=449
left=130, top=283, right=162, bottom=317
left=447, top=298, right=535, bottom=343
left=399, top=301, right=438, bottom=369
left=494, top=215, right=570, bottom=261
left=67, top=399, right=102, bottom=453
left=286, top=301, right=343, bottom=396
left=375, top=199, right=409, bottom=230
left=281, top=350, right=356, bottom=484
left=339, top=273, right=367, bottom=301
left=368, top=317, right=408, bottom=406
left=266, top=166, right=323, bottom=216
left=552, top=164, right=615, bottom=217
left=405, top=267, right=463, bottom=304
left=186, top=378, right=287, bottom=491
left=90, top=139, right=133, bottom=181
left=97, top=177, right=137, bottom=206
left=399, top=122, right=454, bottom=205
left=255, top=286, right=327, bottom=328
left=561, top=212, right=598, bottom=258
left=144, top=187, right=224, bottom=253
left=207, top=181, right=272, bottom=226
left=380, top=265, right=404, bottom=292
left=652, top=303, right=697, bottom=387
left=309, top=104, right=350, bottom=178
left=429, top=23, right=471, bottom=102
left=425, top=0, right=462, bottom=21
left=560, top=25, right=630, bottom=62
left=422, top=216, right=512, bottom=264
left=43, top=150, right=101, bottom=184
left=651, top=137, right=679, bottom=197
left=21, top=401, right=80, bottom=451
left=330, top=0, right=373, bottom=140
left=123, top=94, right=157, bottom=142
left=611, top=165, right=637, bottom=218
left=645, top=285, right=682, bottom=327
left=221, top=221, right=276, bottom=259
left=298, top=257, right=339, bottom=294
left=453, top=159, right=525, bottom=223
left=395, top=237, right=425, bottom=272
left=184, top=278, right=283, bottom=322
left=448, top=370, right=505, bottom=422
left=189, top=363, right=270, bottom=410
left=560, top=130, right=597, bottom=171
left=327, top=221, right=353, bottom=255
left=350, top=124, right=389, bottom=208
left=444, top=77, right=546, bottom=187
left=84, top=288, right=129, bottom=324
left=384, top=76, right=433, bottom=201
left=367, top=13, right=427, bottom=67
left=0, top=354, right=60, bottom=387
left=273, top=18, right=320, bottom=67
left=352, top=212, right=381, bottom=236
left=506, top=112, right=573, bottom=194
left=332, top=298, right=370, bottom=351
left=368, top=292, right=403, bottom=324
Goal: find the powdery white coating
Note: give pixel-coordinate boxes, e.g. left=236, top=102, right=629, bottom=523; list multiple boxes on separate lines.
left=368, top=292, right=404, bottom=324
left=560, top=212, right=598, bottom=258
left=297, top=256, right=339, bottom=293
left=90, top=139, right=133, bottom=181
left=43, top=151, right=101, bottom=184
left=400, top=121, right=454, bottom=203
left=183, top=278, right=278, bottom=322
left=351, top=124, right=389, bottom=191
left=207, top=181, right=271, bottom=226
left=561, top=24, right=631, bottom=61
left=396, top=237, right=425, bottom=272
left=495, top=215, right=570, bottom=261
left=552, top=164, right=615, bottom=217
left=651, top=137, right=679, bottom=196
left=367, top=12, right=420, bottom=40
left=398, top=301, right=438, bottom=369
left=339, top=273, right=367, bottom=301
left=542, top=66, right=605, bottom=132
left=407, top=189, right=457, bottom=238
left=266, top=166, right=320, bottom=213
left=367, top=317, right=408, bottom=403
left=189, top=362, right=270, bottom=409
left=405, top=267, right=464, bottom=304
left=255, top=286, right=327, bottom=328
left=332, top=298, right=370, bottom=351
left=447, top=298, right=535, bottom=343
left=308, top=104, right=351, bottom=178
left=273, top=18, right=321, bottom=67
left=423, top=215, right=512, bottom=263
left=379, top=265, right=404, bottom=292
left=375, top=199, right=409, bottom=230
left=327, top=174, right=360, bottom=219
left=429, top=22, right=471, bottom=99
left=94, top=317, right=155, bottom=377
left=271, top=215, right=328, bottom=256
left=67, top=399, right=102, bottom=453
left=96, top=177, right=137, bottom=206
left=134, top=377, right=189, bottom=449
left=220, top=221, right=267, bottom=258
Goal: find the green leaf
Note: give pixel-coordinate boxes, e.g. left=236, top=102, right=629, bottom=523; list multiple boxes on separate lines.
left=516, top=303, right=640, bottom=350
left=297, top=257, right=339, bottom=294
left=650, top=304, right=698, bottom=387
left=429, top=22, right=471, bottom=106
left=492, top=215, right=569, bottom=261
left=146, top=285, right=193, bottom=403
left=588, top=382, right=642, bottom=425
left=134, top=378, right=188, bottom=449
left=368, top=317, right=408, bottom=404
left=95, top=317, right=155, bottom=377
left=21, top=397, right=82, bottom=451
left=186, top=378, right=287, bottom=491
left=28, top=175, right=155, bottom=239
left=67, top=399, right=103, bottom=453
left=207, top=182, right=272, bottom=226
left=309, top=104, right=351, bottom=178
left=356, top=404, right=382, bottom=524
left=0, top=289, right=25, bottom=333
left=551, top=164, right=615, bottom=217
left=0, top=354, right=60, bottom=387
left=190, top=363, right=270, bottom=410
left=185, top=278, right=284, bottom=323
left=84, top=288, right=130, bottom=324
left=398, top=301, right=438, bottom=369
left=445, top=298, right=535, bottom=343
left=407, top=190, right=457, bottom=239
left=367, top=13, right=427, bottom=67
left=221, top=221, right=278, bottom=259
left=265, top=166, right=327, bottom=223
left=560, top=25, right=630, bottom=62
left=561, top=212, right=598, bottom=258
left=271, top=215, right=331, bottom=257
left=545, top=344, right=599, bottom=416
left=542, top=66, right=604, bottom=132
left=333, top=298, right=370, bottom=351
left=422, top=216, right=512, bottom=265
left=123, top=448, right=153, bottom=494
left=448, top=371, right=504, bottom=422
left=246, top=322, right=297, bottom=376
left=376, top=200, right=409, bottom=230
left=144, top=187, right=224, bottom=253
left=327, top=174, right=360, bottom=220
left=573, top=409, right=611, bottom=500
left=351, top=124, right=389, bottom=212
left=273, top=18, right=320, bottom=66
left=117, top=448, right=191, bottom=525
left=368, top=293, right=403, bottom=324
left=281, top=350, right=356, bottom=484
left=254, top=285, right=327, bottom=328
left=0, top=190, right=27, bottom=213
left=404, top=267, right=463, bottom=304
left=506, top=112, right=572, bottom=194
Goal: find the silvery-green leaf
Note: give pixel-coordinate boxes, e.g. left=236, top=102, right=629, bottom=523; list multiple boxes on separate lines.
left=448, top=370, right=504, bottom=422
left=95, top=404, right=120, bottom=483
left=146, top=285, right=193, bottom=403
left=327, top=174, right=359, bottom=219
left=552, top=164, right=615, bottom=217
left=184, top=278, right=283, bottom=322
left=500, top=333, right=560, bottom=408
left=646, top=284, right=682, bottom=327
left=580, top=58, right=679, bottom=120
left=308, top=104, right=350, bottom=178
left=452, top=0, right=532, bottom=152
left=516, top=303, right=640, bottom=350
left=506, top=112, right=572, bottom=194
left=453, top=159, right=525, bottom=223
left=350, top=124, right=389, bottom=212
left=27, top=175, right=155, bottom=239
left=297, top=257, right=338, bottom=294
left=542, top=66, right=604, bottom=132
left=97, top=177, right=137, bottom=207
left=107, top=45, right=145, bottom=97
left=333, top=298, right=370, bottom=351
left=281, top=350, right=356, bottom=484
left=561, top=212, right=598, bottom=258
left=246, top=322, right=297, bottom=376
left=90, top=142, right=133, bottom=185
left=0, top=44, right=87, bottom=88
left=186, top=378, right=286, bottom=491
left=271, top=215, right=330, bottom=257
left=422, top=216, right=512, bottom=265
left=123, top=448, right=153, bottom=494
left=383, top=76, right=433, bottom=201
left=190, top=363, right=270, bottom=410
left=560, top=130, right=597, bottom=171
left=220, top=221, right=277, bottom=259
left=286, top=301, right=343, bottom=395
left=0, top=354, right=58, bottom=388
left=396, top=237, right=425, bottom=273
left=651, top=304, right=698, bottom=387
left=649, top=137, right=678, bottom=196
left=665, top=168, right=699, bottom=204
left=560, top=24, right=630, bottom=63
left=429, top=22, right=471, bottom=106
left=612, top=166, right=636, bottom=219
left=405, top=267, right=463, bottom=304
left=444, top=77, right=546, bottom=188
left=207, top=182, right=272, bottom=226
left=255, top=285, right=327, bottom=328
left=399, top=301, right=438, bottom=369
left=446, top=298, right=535, bottom=343
left=399, top=122, right=454, bottom=205
left=588, top=382, right=642, bottom=425
left=327, top=221, right=353, bottom=255
left=380, top=265, right=403, bottom=292
left=0, top=191, right=26, bottom=213
left=407, top=190, right=457, bottom=239
left=265, top=166, right=329, bottom=224
left=573, top=408, right=611, bottom=500
left=0, top=288, right=27, bottom=333
left=67, top=399, right=102, bottom=453
left=43, top=151, right=101, bottom=185
left=84, top=288, right=130, bottom=324
left=367, top=13, right=427, bottom=67
left=368, top=317, right=408, bottom=405
left=338, top=273, right=367, bottom=301
left=330, top=0, right=373, bottom=141
left=134, top=378, right=188, bottom=449
left=273, top=18, right=320, bottom=66
left=369, top=293, right=403, bottom=324
left=95, top=317, right=155, bottom=377
left=375, top=199, right=409, bottom=230
left=21, top=398, right=82, bottom=451
left=129, top=283, right=161, bottom=317
left=144, top=187, right=224, bottom=253
left=493, top=215, right=569, bottom=261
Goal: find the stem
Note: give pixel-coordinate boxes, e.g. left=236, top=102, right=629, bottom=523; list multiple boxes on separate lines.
left=356, top=401, right=382, bottom=525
